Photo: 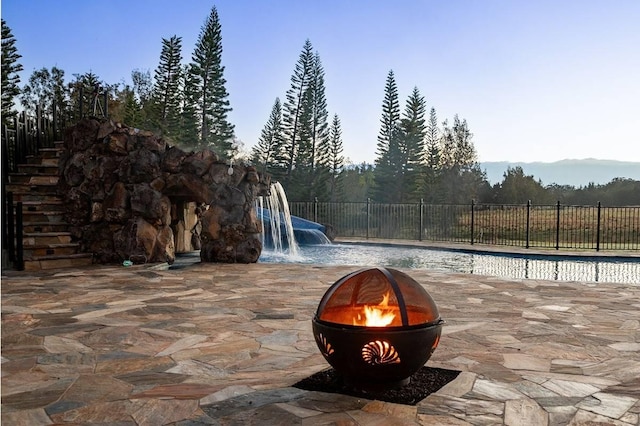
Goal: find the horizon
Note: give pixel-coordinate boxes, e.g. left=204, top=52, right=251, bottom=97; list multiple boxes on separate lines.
left=3, top=0, right=639, bottom=164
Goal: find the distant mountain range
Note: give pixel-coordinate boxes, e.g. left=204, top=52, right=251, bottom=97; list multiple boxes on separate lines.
left=479, top=159, right=640, bottom=187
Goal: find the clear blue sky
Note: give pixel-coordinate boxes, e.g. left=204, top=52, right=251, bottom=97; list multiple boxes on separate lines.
left=3, top=0, right=640, bottom=164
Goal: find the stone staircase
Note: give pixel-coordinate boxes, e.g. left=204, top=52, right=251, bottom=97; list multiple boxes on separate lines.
left=5, top=142, right=93, bottom=271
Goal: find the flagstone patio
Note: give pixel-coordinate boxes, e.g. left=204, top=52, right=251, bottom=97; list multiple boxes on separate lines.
left=2, top=258, right=639, bottom=425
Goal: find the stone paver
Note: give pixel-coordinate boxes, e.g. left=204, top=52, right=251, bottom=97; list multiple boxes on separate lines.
left=2, top=260, right=639, bottom=425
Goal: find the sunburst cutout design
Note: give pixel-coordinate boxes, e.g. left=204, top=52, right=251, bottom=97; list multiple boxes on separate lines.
left=361, top=340, right=400, bottom=365
left=316, top=333, right=334, bottom=356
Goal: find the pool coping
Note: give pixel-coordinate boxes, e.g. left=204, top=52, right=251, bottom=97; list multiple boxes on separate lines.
left=334, top=237, right=640, bottom=262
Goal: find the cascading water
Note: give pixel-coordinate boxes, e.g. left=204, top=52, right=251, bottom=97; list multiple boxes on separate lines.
left=257, top=182, right=300, bottom=256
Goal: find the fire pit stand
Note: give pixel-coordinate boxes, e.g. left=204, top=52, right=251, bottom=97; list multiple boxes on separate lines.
left=312, top=267, right=444, bottom=390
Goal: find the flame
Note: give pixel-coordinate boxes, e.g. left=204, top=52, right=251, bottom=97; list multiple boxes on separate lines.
left=354, top=292, right=396, bottom=327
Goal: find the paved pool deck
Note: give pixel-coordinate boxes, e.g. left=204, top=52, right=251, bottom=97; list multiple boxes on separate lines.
left=2, top=255, right=640, bottom=425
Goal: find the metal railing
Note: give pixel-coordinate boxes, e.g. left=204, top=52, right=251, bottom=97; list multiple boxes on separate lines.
left=289, top=199, right=640, bottom=251
left=2, top=93, right=110, bottom=270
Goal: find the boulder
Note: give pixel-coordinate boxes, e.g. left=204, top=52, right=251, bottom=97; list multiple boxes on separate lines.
left=58, top=117, right=270, bottom=266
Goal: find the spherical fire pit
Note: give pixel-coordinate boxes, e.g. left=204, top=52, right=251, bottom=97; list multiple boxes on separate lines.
left=312, top=267, right=444, bottom=389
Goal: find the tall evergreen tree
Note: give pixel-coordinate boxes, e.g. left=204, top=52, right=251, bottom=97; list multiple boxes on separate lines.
left=372, top=70, right=401, bottom=202
left=69, top=71, right=106, bottom=118
left=1, top=19, right=23, bottom=125
left=178, top=64, right=200, bottom=147
left=422, top=107, right=441, bottom=202
left=398, top=86, right=427, bottom=202
left=282, top=39, right=315, bottom=189
left=251, top=97, right=286, bottom=179
left=327, top=114, right=345, bottom=201
left=189, top=6, right=235, bottom=158
left=301, top=52, right=331, bottom=200
left=115, top=84, right=143, bottom=126
left=151, top=35, right=183, bottom=141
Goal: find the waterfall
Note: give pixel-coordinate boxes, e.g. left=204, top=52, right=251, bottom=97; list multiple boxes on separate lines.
left=258, top=182, right=300, bottom=256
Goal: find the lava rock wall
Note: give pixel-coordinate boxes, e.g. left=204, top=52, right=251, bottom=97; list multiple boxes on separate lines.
left=58, top=118, right=270, bottom=265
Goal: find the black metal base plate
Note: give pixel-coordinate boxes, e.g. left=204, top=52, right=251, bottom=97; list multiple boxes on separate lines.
left=293, top=366, right=460, bottom=406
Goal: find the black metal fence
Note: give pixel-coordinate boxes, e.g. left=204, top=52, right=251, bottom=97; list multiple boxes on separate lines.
left=289, top=199, right=640, bottom=251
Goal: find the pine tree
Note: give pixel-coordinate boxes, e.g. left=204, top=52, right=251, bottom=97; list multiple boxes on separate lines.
left=283, top=39, right=315, bottom=189
left=372, top=70, right=400, bottom=202
left=251, top=97, right=287, bottom=179
left=399, top=86, right=427, bottom=202
left=305, top=52, right=330, bottom=200
left=327, top=114, right=345, bottom=201
left=68, top=71, right=106, bottom=118
left=422, top=107, right=441, bottom=202
left=424, top=107, right=440, bottom=169
left=177, top=64, right=200, bottom=148
left=151, top=35, right=183, bottom=141
left=116, top=84, right=143, bottom=126
left=189, top=6, right=235, bottom=158
left=1, top=19, right=23, bottom=125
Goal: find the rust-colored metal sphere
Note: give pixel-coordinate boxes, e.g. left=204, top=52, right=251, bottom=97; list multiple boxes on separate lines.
left=312, top=267, right=444, bottom=389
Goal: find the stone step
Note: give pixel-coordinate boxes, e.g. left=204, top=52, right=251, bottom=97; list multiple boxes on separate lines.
left=9, top=173, right=59, bottom=185
left=20, top=200, right=63, bottom=210
left=23, top=232, right=72, bottom=246
left=25, top=156, right=59, bottom=167
left=31, top=147, right=62, bottom=159
left=19, top=211, right=65, bottom=224
left=7, top=193, right=61, bottom=203
left=23, top=243, right=81, bottom=257
left=22, top=222, right=70, bottom=233
left=15, top=163, right=59, bottom=175
left=4, top=182, right=59, bottom=196
left=23, top=253, right=93, bottom=271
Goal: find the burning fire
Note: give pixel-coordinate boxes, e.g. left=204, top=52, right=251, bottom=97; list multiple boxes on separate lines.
left=354, top=292, right=396, bottom=327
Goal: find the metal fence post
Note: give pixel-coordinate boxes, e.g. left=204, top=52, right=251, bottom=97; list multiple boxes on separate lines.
left=555, top=201, right=561, bottom=250
left=79, top=87, right=84, bottom=117
left=526, top=200, right=531, bottom=249
left=36, top=104, right=42, bottom=154
left=419, top=198, right=424, bottom=241
left=470, top=199, right=475, bottom=245
left=16, top=201, right=24, bottom=271
left=313, top=197, right=318, bottom=223
left=103, top=91, right=109, bottom=117
left=366, top=198, right=370, bottom=240
left=6, top=191, right=15, bottom=262
left=52, top=100, right=58, bottom=140
left=596, top=201, right=601, bottom=252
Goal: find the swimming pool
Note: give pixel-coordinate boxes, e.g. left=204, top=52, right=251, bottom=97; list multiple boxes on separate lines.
left=258, top=243, right=640, bottom=284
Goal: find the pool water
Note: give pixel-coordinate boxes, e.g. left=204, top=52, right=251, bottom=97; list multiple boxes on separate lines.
left=258, top=243, right=640, bottom=284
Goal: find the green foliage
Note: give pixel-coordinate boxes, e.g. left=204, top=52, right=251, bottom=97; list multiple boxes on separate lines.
left=251, top=97, right=287, bottom=180
left=150, top=35, right=183, bottom=142
left=177, top=64, right=200, bottom=148
left=1, top=19, right=23, bottom=125
left=283, top=39, right=315, bottom=186
left=341, top=163, right=375, bottom=202
left=326, top=114, right=345, bottom=202
left=68, top=71, right=109, bottom=118
left=494, top=166, right=550, bottom=204
left=20, top=66, right=68, bottom=115
left=399, top=86, right=427, bottom=202
left=371, top=70, right=401, bottom=202
left=189, top=6, right=235, bottom=158
left=421, top=107, right=441, bottom=201
left=279, top=40, right=335, bottom=202
left=372, top=81, right=426, bottom=203
left=115, top=84, right=143, bottom=127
